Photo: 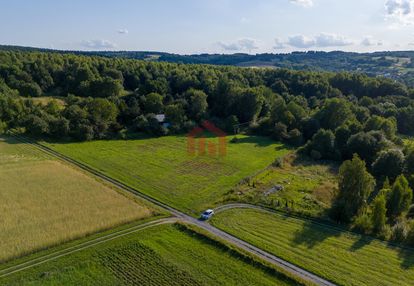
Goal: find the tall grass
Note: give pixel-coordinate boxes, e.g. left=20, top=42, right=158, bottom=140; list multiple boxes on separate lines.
left=0, top=137, right=154, bottom=262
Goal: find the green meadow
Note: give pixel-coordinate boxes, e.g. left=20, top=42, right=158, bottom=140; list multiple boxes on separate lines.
left=45, top=135, right=289, bottom=215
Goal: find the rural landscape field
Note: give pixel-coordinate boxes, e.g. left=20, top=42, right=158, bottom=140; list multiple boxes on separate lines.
left=4, top=0, right=414, bottom=285
left=45, top=135, right=289, bottom=214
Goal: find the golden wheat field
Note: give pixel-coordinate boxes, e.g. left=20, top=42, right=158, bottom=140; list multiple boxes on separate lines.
left=0, top=136, right=155, bottom=263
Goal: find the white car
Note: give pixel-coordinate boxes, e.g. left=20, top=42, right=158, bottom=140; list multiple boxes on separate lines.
left=201, top=209, right=215, bottom=220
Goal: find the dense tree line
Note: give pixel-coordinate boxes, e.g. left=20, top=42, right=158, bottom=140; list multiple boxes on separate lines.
left=1, top=50, right=410, bottom=141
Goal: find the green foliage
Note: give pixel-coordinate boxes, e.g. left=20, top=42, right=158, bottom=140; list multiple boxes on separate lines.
left=165, top=104, right=185, bottom=129
left=142, top=92, right=164, bottom=114
left=387, top=175, right=413, bottom=218
left=316, top=98, right=354, bottom=130
left=391, top=219, right=410, bottom=242
left=371, top=194, right=387, bottom=234
left=371, top=149, right=405, bottom=181
left=346, top=131, right=389, bottom=164
left=352, top=213, right=372, bottom=235
left=332, top=154, right=375, bottom=222
left=305, top=129, right=337, bottom=160
left=186, top=88, right=208, bottom=121
left=89, top=77, right=123, bottom=98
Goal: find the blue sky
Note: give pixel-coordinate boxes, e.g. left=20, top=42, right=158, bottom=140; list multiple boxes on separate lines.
left=1, top=0, right=414, bottom=54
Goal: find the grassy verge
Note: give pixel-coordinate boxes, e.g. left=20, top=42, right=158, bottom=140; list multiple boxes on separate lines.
left=1, top=223, right=306, bottom=286
left=211, top=208, right=414, bottom=286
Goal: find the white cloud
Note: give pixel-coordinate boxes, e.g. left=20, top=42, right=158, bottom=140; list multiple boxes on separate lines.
left=314, top=33, right=353, bottom=47
left=218, top=38, right=259, bottom=52
left=361, top=36, right=383, bottom=46
left=117, top=29, right=129, bottom=34
left=238, top=38, right=259, bottom=50
left=273, top=38, right=286, bottom=49
left=286, top=33, right=353, bottom=48
left=289, top=0, right=314, bottom=7
left=287, top=35, right=315, bottom=48
left=385, top=0, right=414, bottom=25
left=80, top=39, right=117, bottom=49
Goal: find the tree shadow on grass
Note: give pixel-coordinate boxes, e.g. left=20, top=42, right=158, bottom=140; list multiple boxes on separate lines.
left=291, top=220, right=342, bottom=249
left=395, top=244, right=414, bottom=269
left=349, top=235, right=374, bottom=252
left=291, top=154, right=339, bottom=174
left=229, top=136, right=277, bottom=147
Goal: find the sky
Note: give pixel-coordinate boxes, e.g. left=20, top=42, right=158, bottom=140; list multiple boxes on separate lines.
left=1, top=0, right=414, bottom=54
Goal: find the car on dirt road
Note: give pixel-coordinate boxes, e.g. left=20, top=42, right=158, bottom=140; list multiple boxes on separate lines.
left=200, top=209, right=214, bottom=220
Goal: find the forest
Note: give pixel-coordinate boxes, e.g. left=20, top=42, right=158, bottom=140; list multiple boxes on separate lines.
left=2, top=49, right=414, bottom=242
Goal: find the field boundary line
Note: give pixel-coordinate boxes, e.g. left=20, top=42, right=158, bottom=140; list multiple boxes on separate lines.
left=0, top=218, right=177, bottom=278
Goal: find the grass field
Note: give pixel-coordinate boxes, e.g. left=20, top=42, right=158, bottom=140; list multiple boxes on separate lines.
left=211, top=208, right=414, bottom=286
left=0, top=223, right=303, bottom=286
left=45, top=135, right=289, bottom=215
left=223, top=154, right=337, bottom=216
left=0, top=136, right=156, bottom=263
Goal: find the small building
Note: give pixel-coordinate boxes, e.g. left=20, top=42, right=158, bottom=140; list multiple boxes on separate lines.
left=155, top=114, right=170, bottom=128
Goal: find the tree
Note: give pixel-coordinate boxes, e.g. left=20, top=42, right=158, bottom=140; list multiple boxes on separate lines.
left=371, top=149, right=405, bottom=182
left=87, top=98, right=118, bottom=124
left=306, top=129, right=336, bottom=160
left=186, top=89, right=208, bottom=120
left=165, top=104, right=185, bottom=129
left=24, top=114, right=49, bottom=136
left=332, top=154, right=375, bottom=223
left=371, top=194, right=387, bottom=234
left=232, top=87, right=265, bottom=122
left=143, top=92, right=163, bottom=114
left=404, top=147, right=414, bottom=175
left=89, top=77, right=123, bottom=98
left=364, top=115, right=397, bottom=140
left=346, top=131, right=389, bottom=164
left=315, top=98, right=354, bottom=130
left=387, top=175, right=413, bottom=218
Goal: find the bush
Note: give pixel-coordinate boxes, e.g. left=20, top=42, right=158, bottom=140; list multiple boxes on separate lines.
left=391, top=219, right=410, bottom=242
left=377, top=224, right=392, bottom=241
left=352, top=214, right=372, bottom=235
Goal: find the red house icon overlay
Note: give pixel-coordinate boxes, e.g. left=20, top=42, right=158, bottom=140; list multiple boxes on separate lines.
left=187, top=121, right=227, bottom=157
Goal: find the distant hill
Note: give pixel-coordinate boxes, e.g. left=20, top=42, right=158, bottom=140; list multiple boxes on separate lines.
left=1, top=44, right=414, bottom=86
